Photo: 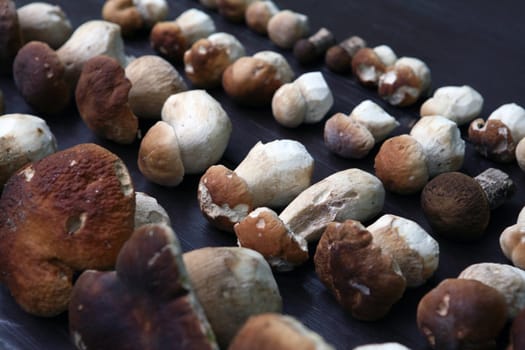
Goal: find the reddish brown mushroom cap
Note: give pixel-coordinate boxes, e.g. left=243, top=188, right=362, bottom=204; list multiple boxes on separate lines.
left=149, top=21, right=186, bottom=62
left=69, top=224, right=218, bottom=350
left=75, top=55, right=138, bottom=144
left=0, top=143, right=135, bottom=316
left=468, top=118, right=516, bottom=162
left=0, top=0, right=23, bottom=75
left=102, top=0, right=144, bottom=36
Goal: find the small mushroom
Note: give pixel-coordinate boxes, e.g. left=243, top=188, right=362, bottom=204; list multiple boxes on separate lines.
left=102, top=0, right=168, bottom=36
left=352, top=45, right=397, bottom=87
left=468, top=103, right=525, bottom=162
left=0, top=113, right=57, bottom=188
left=17, top=2, right=72, bottom=49
left=216, top=0, right=257, bottom=22
left=245, top=0, right=279, bottom=35
left=134, top=191, right=171, bottom=229
left=0, top=0, right=23, bottom=75
left=229, top=313, right=335, bottom=350
left=367, top=214, right=439, bottom=287
left=183, top=247, right=282, bottom=348
left=0, top=143, right=135, bottom=316
left=150, top=8, right=216, bottom=63
left=75, top=55, right=139, bottom=144
left=125, top=55, right=187, bottom=119
left=353, top=343, right=411, bottom=350
left=267, top=10, right=309, bottom=49
left=314, top=220, right=406, bottom=321
left=421, top=168, right=515, bottom=241
left=198, top=139, right=314, bottom=231
left=420, top=85, right=483, bottom=126
left=325, top=35, right=367, bottom=74
left=69, top=224, right=219, bottom=350
left=458, top=262, right=525, bottom=318
left=222, top=50, right=294, bottom=106
left=378, top=56, right=431, bottom=107
left=184, top=32, right=245, bottom=88
left=500, top=222, right=525, bottom=270
left=293, top=27, right=336, bottom=65
left=416, top=278, right=507, bottom=349
left=272, top=71, right=334, bottom=128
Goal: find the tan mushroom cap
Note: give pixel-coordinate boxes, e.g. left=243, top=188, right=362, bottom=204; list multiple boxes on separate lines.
left=13, top=41, right=71, bottom=114
left=324, top=112, right=375, bottom=159
left=468, top=118, right=516, bottom=162
left=234, top=207, right=309, bottom=271
left=374, top=135, right=429, bottom=194
left=75, top=55, right=138, bottom=144
left=102, top=0, right=144, bottom=36
left=0, top=0, right=23, bottom=75
left=314, top=220, right=406, bottom=321
left=0, top=143, right=135, bottom=316
left=267, top=10, right=309, bottom=49
left=352, top=47, right=389, bottom=87
left=245, top=0, right=279, bottom=34
left=500, top=223, right=525, bottom=270
left=149, top=21, right=186, bottom=62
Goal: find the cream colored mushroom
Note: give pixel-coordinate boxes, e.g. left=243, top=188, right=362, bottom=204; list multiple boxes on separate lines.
left=245, top=0, right=279, bottom=34
left=267, top=10, right=309, bottom=49
left=133, top=0, right=169, bottom=27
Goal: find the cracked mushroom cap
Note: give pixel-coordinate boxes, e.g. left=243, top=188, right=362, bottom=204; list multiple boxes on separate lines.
left=500, top=223, right=525, bottom=270
left=69, top=224, right=219, bottom=350
left=314, top=220, right=406, bottom=321
left=0, top=143, right=135, bottom=316
left=229, top=313, right=335, bottom=350
left=0, top=0, right=23, bottom=75
left=76, top=55, right=138, bottom=144
left=417, top=278, right=507, bottom=349
left=234, top=207, right=309, bottom=271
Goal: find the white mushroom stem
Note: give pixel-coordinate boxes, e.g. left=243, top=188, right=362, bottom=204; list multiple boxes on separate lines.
left=474, top=168, right=515, bottom=210
left=175, top=8, right=216, bottom=45
left=349, top=100, right=399, bottom=142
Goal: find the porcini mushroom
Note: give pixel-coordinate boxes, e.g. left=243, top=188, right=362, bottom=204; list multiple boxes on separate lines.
left=134, top=191, right=171, bottom=229
left=69, top=224, right=219, bottom=350
left=500, top=212, right=525, bottom=270
left=351, top=45, right=397, bottom=87
left=267, top=9, right=309, bottom=49
left=245, top=0, right=279, bottom=35
left=0, top=143, right=135, bottom=316
left=293, top=27, right=336, bottom=65
left=216, top=0, right=257, bottom=22
left=325, top=35, right=367, bottom=74
left=421, top=168, right=515, bottom=241
left=0, top=0, right=23, bottom=75
left=102, top=0, right=168, bottom=36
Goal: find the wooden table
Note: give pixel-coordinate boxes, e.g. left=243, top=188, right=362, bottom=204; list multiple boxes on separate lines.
left=1, top=0, right=524, bottom=348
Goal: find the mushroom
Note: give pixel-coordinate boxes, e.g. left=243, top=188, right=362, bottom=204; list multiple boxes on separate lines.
left=378, top=56, right=431, bottom=107
left=468, top=102, right=525, bottom=162
left=416, top=278, right=507, bottom=349
left=420, top=85, right=484, bottom=126
left=367, top=214, right=439, bottom=287
left=75, top=55, right=139, bottom=144
left=0, top=113, right=57, bottom=188
left=102, top=0, right=168, bottom=36
left=245, top=0, right=279, bottom=35
left=0, top=143, right=135, bottom=316
left=69, top=224, right=219, bottom=350
left=500, top=219, right=525, bottom=270
left=134, top=191, right=171, bottom=229
left=125, top=55, right=187, bottom=119
left=353, top=343, right=411, bottom=350
left=150, top=8, right=216, bottom=63
left=216, top=0, right=257, bottom=22
left=314, top=220, right=406, bottom=321
left=324, top=100, right=399, bottom=159
left=229, top=313, right=335, bottom=350
left=351, top=45, right=397, bottom=87
left=458, top=262, right=525, bottom=318
left=293, top=27, right=336, bottom=65
left=325, top=35, right=367, bottom=74
left=183, top=247, right=282, bottom=348
left=509, top=308, right=525, bottom=350
left=267, top=10, right=309, bottom=49
left=272, top=71, right=334, bottom=128
left=222, top=50, right=294, bottom=106
left=0, top=0, right=23, bottom=75
left=17, top=2, right=72, bottom=49
left=421, top=168, right=515, bottom=241
left=184, top=32, right=245, bottom=88
left=198, top=139, right=314, bottom=231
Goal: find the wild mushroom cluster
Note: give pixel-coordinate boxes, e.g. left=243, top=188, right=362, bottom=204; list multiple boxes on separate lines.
left=0, top=0, right=524, bottom=349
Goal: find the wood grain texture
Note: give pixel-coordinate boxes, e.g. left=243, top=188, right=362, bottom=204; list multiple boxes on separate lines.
left=1, top=0, right=524, bottom=348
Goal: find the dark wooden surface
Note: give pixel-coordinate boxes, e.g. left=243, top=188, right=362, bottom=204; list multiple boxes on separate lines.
left=1, top=0, right=525, bottom=349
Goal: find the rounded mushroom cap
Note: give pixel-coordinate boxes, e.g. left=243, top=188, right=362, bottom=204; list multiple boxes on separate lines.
left=137, top=121, right=184, bottom=186
left=125, top=55, right=187, bottom=119
left=183, top=246, right=282, bottom=348
left=134, top=0, right=169, bottom=27
left=134, top=191, right=171, bottom=229
left=0, top=143, right=135, bottom=316
left=75, top=55, right=138, bottom=144
left=267, top=10, right=309, bottom=49
left=500, top=223, right=525, bottom=270
left=374, top=134, right=429, bottom=194
left=324, top=112, right=375, bottom=159
left=13, top=41, right=71, bottom=115
left=468, top=118, right=516, bottom=163
left=314, top=220, right=406, bottom=321
left=229, top=313, right=335, bottom=350
left=325, top=35, right=367, bottom=74
left=253, top=50, right=294, bottom=82
left=234, top=207, right=309, bottom=271
left=17, top=2, right=72, bottom=49
left=102, top=0, right=144, bottom=36
left=421, top=172, right=490, bottom=241
left=216, top=0, right=257, bottom=22
left=245, top=0, right=279, bottom=34
left=349, top=99, right=399, bottom=143
left=272, top=82, right=307, bottom=128
left=0, top=113, right=57, bottom=188
left=149, top=21, right=186, bottom=62
left=488, top=102, right=525, bottom=144
left=416, top=278, right=507, bottom=349
left=161, top=90, right=232, bottom=174
left=0, top=0, right=23, bottom=75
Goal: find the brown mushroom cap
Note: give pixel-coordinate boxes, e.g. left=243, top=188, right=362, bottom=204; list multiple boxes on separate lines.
left=184, top=37, right=233, bottom=88
left=149, top=21, right=186, bottom=63
left=13, top=41, right=71, bottom=114
left=102, top=0, right=144, bottom=36
left=0, top=0, right=23, bottom=75
left=69, top=224, right=218, bottom=350
left=314, top=220, right=406, bottom=321
left=324, top=112, right=375, bottom=159
left=417, top=278, right=507, bottom=349
left=75, top=55, right=138, bottom=144
left=374, top=134, right=429, bottom=194
left=468, top=118, right=516, bottom=162
left=0, top=143, right=135, bottom=316
left=352, top=47, right=388, bottom=87
left=420, top=172, right=490, bottom=241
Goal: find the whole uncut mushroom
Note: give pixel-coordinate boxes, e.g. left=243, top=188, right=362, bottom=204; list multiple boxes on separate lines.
left=134, top=192, right=171, bottom=229
left=102, top=0, right=169, bottom=36
left=293, top=27, right=336, bottom=65
left=499, top=210, right=525, bottom=270
left=267, top=10, right=309, bottom=49
left=325, top=35, right=367, bottom=74
left=245, top=0, right=278, bottom=34
left=216, top=0, right=257, bottom=22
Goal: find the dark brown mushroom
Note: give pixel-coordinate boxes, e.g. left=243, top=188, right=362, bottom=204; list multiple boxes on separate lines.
left=325, top=35, right=367, bottom=74
left=0, top=0, right=23, bottom=75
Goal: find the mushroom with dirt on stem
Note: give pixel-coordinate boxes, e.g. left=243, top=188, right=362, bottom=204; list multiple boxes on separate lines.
left=267, top=9, right=309, bottom=49
left=325, top=35, right=367, bottom=74
left=245, top=0, right=279, bottom=35
left=351, top=45, right=397, bottom=87
left=293, top=27, right=336, bottom=65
